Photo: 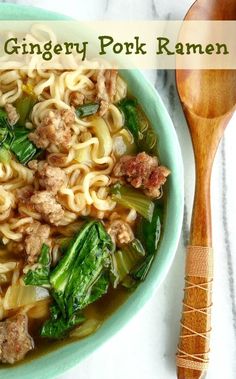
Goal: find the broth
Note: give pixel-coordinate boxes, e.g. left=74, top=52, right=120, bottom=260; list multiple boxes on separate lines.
left=7, top=286, right=130, bottom=366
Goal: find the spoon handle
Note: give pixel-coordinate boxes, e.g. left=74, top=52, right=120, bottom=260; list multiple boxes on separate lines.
left=176, top=128, right=215, bottom=379
left=176, top=247, right=213, bottom=379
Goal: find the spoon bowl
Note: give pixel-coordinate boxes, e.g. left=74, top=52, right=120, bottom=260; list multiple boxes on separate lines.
left=177, top=70, right=236, bottom=118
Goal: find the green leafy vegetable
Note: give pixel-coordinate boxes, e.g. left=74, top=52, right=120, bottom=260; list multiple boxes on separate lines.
left=15, top=94, right=36, bottom=126
left=138, top=128, right=157, bottom=152
left=0, top=106, right=40, bottom=165
left=24, top=244, right=51, bottom=287
left=0, top=147, right=11, bottom=163
left=118, top=97, right=157, bottom=153
left=76, top=103, right=99, bottom=118
left=10, top=126, right=41, bottom=164
left=111, top=183, right=154, bottom=222
left=137, top=203, right=162, bottom=255
left=110, top=203, right=162, bottom=285
left=0, top=108, right=10, bottom=130
left=0, top=128, right=9, bottom=146
left=49, top=221, right=95, bottom=316
left=135, top=203, right=163, bottom=280
left=40, top=220, right=113, bottom=339
left=132, top=255, right=154, bottom=281
left=41, top=303, right=85, bottom=339
left=110, top=238, right=146, bottom=287
left=2, top=128, right=14, bottom=150
left=64, top=223, right=111, bottom=316
left=50, top=221, right=113, bottom=317
left=55, top=236, right=71, bottom=254
left=118, top=98, right=140, bottom=141
left=0, top=109, right=14, bottom=148
left=86, top=272, right=109, bottom=305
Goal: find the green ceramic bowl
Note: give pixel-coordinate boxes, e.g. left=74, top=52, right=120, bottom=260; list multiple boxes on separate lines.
left=0, top=3, right=184, bottom=379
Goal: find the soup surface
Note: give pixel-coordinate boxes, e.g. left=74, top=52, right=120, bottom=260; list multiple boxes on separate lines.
left=0, top=67, right=170, bottom=364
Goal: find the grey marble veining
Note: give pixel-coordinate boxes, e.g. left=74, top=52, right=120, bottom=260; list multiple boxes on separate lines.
left=221, top=138, right=236, bottom=336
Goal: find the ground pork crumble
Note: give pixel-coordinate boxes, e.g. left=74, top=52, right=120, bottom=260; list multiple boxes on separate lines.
left=28, top=160, right=67, bottom=194
left=29, top=109, right=75, bottom=152
left=0, top=314, right=33, bottom=364
left=70, top=92, right=85, bottom=107
left=4, top=103, right=19, bottom=126
left=21, top=220, right=51, bottom=264
left=107, top=219, right=134, bottom=247
left=113, top=152, right=170, bottom=198
left=30, top=191, right=64, bottom=226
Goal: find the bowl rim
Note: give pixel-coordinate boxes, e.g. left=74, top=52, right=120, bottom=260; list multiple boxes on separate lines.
left=0, top=3, right=184, bottom=379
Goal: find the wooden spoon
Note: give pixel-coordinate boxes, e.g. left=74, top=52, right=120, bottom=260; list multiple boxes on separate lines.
left=176, top=1, right=236, bottom=379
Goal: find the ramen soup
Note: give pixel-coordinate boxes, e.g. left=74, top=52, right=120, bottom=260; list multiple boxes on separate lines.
left=0, top=68, right=170, bottom=364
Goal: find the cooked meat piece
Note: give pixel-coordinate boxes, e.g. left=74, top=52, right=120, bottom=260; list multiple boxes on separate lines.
left=29, top=109, right=75, bottom=152
left=16, top=186, right=34, bottom=204
left=113, top=152, right=158, bottom=184
left=113, top=152, right=170, bottom=198
left=23, top=221, right=51, bottom=264
left=107, top=219, right=134, bottom=247
left=97, top=69, right=117, bottom=115
left=47, top=153, right=67, bottom=168
left=70, top=92, right=85, bottom=107
left=144, top=165, right=171, bottom=198
left=30, top=191, right=64, bottom=225
left=4, top=104, right=19, bottom=126
left=28, top=160, right=67, bottom=194
left=0, top=314, right=33, bottom=364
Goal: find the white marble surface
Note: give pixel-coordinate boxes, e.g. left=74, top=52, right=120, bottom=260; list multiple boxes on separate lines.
left=1, top=1, right=236, bottom=378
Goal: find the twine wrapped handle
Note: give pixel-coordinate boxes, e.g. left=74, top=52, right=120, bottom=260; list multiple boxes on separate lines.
left=176, top=245, right=213, bottom=376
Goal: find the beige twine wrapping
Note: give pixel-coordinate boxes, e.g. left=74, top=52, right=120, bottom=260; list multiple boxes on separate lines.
left=176, top=245, right=213, bottom=372
left=185, top=245, right=213, bottom=278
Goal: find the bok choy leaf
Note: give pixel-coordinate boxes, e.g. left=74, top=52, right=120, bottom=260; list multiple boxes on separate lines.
left=0, top=147, right=11, bottom=163
left=75, top=103, right=99, bottom=118
left=137, top=203, right=162, bottom=256
left=0, top=108, right=11, bottom=130
left=118, top=98, right=140, bottom=142
left=10, top=126, right=41, bottom=164
left=41, top=303, right=85, bottom=339
left=15, top=94, right=36, bottom=126
left=118, top=97, right=157, bottom=153
left=24, top=244, right=51, bottom=287
left=40, top=220, right=113, bottom=339
left=50, top=220, right=113, bottom=317
left=0, top=106, right=41, bottom=165
left=111, top=182, right=154, bottom=222
left=0, top=109, right=14, bottom=148
left=110, top=238, right=146, bottom=288
left=134, top=203, right=163, bottom=280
